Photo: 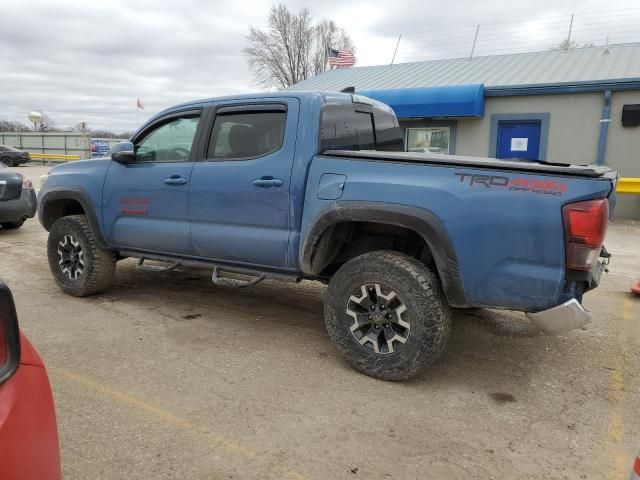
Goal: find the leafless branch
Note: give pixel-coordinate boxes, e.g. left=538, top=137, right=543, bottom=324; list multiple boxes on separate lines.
left=243, top=4, right=355, bottom=89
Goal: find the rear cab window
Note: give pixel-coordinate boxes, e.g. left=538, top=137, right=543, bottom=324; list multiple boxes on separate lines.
left=320, top=101, right=403, bottom=153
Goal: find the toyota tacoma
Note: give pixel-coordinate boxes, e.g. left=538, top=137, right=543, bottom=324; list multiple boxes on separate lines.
left=37, top=92, right=617, bottom=380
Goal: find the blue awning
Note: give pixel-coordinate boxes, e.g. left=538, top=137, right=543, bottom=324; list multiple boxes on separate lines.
left=359, top=84, right=485, bottom=118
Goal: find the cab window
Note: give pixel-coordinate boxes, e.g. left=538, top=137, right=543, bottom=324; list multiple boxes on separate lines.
left=207, top=110, right=286, bottom=161
left=135, top=114, right=201, bottom=163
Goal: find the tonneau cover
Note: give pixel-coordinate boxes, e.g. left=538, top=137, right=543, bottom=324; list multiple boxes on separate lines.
left=325, top=150, right=617, bottom=180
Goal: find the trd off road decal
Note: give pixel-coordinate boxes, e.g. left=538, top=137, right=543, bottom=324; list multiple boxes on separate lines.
left=119, top=197, right=150, bottom=215
left=454, top=173, right=567, bottom=196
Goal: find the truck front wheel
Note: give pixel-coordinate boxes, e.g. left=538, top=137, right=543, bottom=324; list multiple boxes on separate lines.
left=324, top=251, right=451, bottom=381
left=47, top=215, right=116, bottom=297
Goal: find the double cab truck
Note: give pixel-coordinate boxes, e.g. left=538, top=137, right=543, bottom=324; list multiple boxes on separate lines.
left=37, top=92, right=617, bottom=380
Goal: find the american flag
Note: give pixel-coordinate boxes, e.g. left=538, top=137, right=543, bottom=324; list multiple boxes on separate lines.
left=328, top=48, right=355, bottom=68
left=136, top=98, right=144, bottom=110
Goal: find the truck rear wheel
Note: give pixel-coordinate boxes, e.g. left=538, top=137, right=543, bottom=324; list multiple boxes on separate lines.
left=324, top=251, right=451, bottom=381
left=47, top=215, right=116, bottom=297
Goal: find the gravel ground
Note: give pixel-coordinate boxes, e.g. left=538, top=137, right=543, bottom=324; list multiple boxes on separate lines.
left=1, top=163, right=639, bottom=479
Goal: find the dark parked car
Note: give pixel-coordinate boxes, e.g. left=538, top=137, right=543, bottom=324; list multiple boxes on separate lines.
left=0, top=145, right=31, bottom=167
left=0, top=166, right=36, bottom=229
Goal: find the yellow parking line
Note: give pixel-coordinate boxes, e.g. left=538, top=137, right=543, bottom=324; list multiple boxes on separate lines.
left=50, top=367, right=305, bottom=480
left=607, top=297, right=637, bottom=480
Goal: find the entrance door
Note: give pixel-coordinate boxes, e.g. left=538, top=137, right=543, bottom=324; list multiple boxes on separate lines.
left=496, top=120, right=542, bottom=160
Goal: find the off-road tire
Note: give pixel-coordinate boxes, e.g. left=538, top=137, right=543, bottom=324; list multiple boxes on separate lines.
left=47, top=215, right=116, bottom=296
left=0, top=157, right=14, bottom=167
left=325, top=251, right=451, bottom=381
left=1, top=220, right=24, bottom=229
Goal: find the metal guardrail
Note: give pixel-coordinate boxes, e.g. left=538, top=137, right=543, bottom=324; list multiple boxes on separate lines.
left=28, top=153, right=81, bottom=166
left=29, top=153, right=80, bottom=161
left=617, top=178, right=640, bottom=194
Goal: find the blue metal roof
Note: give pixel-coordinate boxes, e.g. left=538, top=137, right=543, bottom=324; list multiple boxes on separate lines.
left=359, top=84, right=484, bottom=118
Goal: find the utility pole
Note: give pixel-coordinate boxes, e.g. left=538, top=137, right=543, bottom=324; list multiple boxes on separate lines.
left=469, top=25, right=480, bottom=59
left=565, top=14, right=574, bottom=50
left=390, top=34, right=402, bottom=65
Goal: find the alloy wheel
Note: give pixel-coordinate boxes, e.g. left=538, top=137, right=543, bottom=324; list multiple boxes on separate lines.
left=57, top=234, right=85, bottom=280
left=346, top=283, right=410, bottom=354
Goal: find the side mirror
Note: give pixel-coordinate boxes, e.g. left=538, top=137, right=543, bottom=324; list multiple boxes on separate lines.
left=111, top=141, right=135, bottom=164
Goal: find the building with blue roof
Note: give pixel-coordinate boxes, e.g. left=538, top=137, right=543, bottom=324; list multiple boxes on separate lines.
left=290, top=43, right=640, bottom=218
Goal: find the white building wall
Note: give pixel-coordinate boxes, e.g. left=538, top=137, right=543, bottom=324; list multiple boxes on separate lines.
left=452, top=92, right=639, bottom=218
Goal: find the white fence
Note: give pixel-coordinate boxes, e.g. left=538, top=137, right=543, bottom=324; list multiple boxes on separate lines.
left=0, top=132, right=91, bottom=159
left=0, top=132, right=128, bottom=160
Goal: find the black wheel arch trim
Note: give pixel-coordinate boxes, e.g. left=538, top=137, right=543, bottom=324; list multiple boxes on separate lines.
left=300, top=201, right=468, bottom=307
left=38, top=187, right=111, bottom=249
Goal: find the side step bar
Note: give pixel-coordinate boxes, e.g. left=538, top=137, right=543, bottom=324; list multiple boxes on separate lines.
left=137, top=257, right=180, bottom=273
left=122, top=250, right=301, bottom=287
left=211, top=267, right=265, bottom=288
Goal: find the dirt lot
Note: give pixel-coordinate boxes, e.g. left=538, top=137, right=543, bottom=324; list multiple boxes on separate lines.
left=2, top=164, right=640, bottom=479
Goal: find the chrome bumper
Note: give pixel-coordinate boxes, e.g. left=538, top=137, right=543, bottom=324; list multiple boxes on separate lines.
left=526, top=299, right=592, bottom=335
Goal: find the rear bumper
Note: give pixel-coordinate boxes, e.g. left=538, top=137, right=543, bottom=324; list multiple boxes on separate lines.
left=526, top=298, right=592, bottom=335
left=0, top=188, right=36, bottom=223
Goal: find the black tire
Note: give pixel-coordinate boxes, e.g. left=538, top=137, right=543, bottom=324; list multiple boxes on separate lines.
left=1, top=220, right=24, bottom=229
left=324, top=251, right=451, bottom=381
left=0, top=157, right=14, bottom=167
left=47, top=215, right=116, bottom=296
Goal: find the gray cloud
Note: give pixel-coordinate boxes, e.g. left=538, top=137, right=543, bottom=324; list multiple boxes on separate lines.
left=0, top=0, right=636, bottom=131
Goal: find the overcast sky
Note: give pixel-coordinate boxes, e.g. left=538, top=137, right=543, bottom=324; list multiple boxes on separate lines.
left=0, top=0, right=637, bottom=132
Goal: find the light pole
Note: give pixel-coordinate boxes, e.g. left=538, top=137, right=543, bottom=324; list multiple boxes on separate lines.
left=28, top=111, right=42, bottom=131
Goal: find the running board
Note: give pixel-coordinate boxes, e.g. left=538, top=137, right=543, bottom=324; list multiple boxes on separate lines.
left=136, top=257, right=180, bottom=273
left=211, top=267, right=265, bottom=288
left=120, top=250, right=301, bottom=284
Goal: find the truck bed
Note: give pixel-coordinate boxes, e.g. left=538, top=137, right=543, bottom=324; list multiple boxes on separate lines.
left=326, top=150, right=617, bottom=180
left=302, top=152, right=617, bottom=312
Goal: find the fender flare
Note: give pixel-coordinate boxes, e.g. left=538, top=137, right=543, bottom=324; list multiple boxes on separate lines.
left=38, top=187, right=111, bottom=249
left=299, top=201, right=468, bottom=307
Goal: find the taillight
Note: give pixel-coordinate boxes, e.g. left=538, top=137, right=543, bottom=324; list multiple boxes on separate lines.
left=0, top=280, right=20, bottom=384
left=562, top=198, right=609, bottom=270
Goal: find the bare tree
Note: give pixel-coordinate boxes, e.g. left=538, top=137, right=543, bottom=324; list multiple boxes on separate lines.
left=552, top=39, right=595, bottom=51
left=37, top=112, right=58, bottom=132
left=0, top=120, right=31, bottom=132
left=311, top=20, right=355, bottom=76
left=91, top=130, right=121, bottom=138
left=73, top=121, right=90, bottom=133
left=243, top=4, right=355, bottom=89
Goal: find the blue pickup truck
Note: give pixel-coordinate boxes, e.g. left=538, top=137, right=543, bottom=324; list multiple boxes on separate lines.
left=38, top=92, right=617, bottom=380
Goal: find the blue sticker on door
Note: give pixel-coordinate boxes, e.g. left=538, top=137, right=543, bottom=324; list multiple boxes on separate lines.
left=496, top=120, right=542, bottom=160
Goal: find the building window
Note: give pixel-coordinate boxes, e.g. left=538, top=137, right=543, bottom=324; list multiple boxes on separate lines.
left=405, top=127, right=451, bottom=154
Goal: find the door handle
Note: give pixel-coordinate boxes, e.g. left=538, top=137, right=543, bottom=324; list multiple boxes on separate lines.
left=252, top=177, right=283, bottom=188
left=163, top=176, right=188, bottom=186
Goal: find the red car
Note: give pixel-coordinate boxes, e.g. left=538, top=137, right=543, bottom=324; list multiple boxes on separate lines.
left=0, top=280, right=61, bottom=480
